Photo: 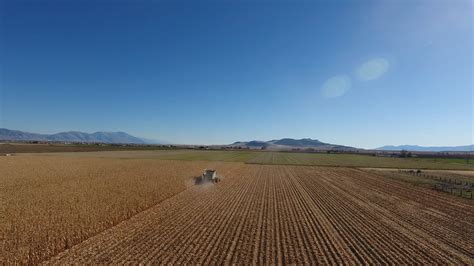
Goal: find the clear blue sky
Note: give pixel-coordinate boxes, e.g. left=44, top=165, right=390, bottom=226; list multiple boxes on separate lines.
left=1, top=0, right=472, bottom=148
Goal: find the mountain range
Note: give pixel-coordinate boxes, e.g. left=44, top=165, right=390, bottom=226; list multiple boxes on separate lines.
left=231, top=138, right=357, bottom=151
left=0, top=128, right=148, bottom=144
left=2, top=128, right=472, bottom=151
left=376, top=145, right=474, bottom=152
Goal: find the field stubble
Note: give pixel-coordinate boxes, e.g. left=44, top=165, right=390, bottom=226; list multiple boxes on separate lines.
left=15, top=149, right=474, bottom=170
left=45, top=164, right=473, bottom=264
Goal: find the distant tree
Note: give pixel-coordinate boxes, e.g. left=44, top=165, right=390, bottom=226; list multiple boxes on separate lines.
left=400, top=149, right=408, bottom=158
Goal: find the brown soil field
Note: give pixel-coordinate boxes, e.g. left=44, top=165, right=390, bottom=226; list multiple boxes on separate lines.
left=0, top=156, right=240, bottom=264
left=44, top=165, right=473, bottom=264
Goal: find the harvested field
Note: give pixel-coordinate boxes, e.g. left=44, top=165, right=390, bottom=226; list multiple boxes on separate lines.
left=46, top=164, right=473, bottom=264
left=15, top=149, right=261, bottom=162
left=361, top=168, right=474, bottom=176
left=247, top=152, right=474, bottom=170
left=363, top=168, right=474, bottom=185
left=0, top=156, right=240, bottom=264
left=20, top=149, right=473, bottom=170
left=362, top=168, right=474, bottom=199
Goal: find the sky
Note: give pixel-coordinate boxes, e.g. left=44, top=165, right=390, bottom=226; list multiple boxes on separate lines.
left=1, top=0, right=472, bottom=148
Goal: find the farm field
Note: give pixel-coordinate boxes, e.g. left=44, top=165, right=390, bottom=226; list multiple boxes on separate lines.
left=247, top=151, right=474, bottom=170
left=14, top=149, right=261, bottom=162
left=45, top=164, right=473, bottom=264
left=0, top=143, right=175, bottom=154
left=0, top=156, right=241, bottom=264
left=2, top=153, right=473, bottom=264
left=363, top=168, right=474, bottom=183
left=15, top=149, right=474, bottom=170
left=362, top=168, right=474, bottom=199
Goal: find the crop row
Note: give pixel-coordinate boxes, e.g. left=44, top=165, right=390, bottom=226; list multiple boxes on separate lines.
left=47, top=164, right=473, bottom=264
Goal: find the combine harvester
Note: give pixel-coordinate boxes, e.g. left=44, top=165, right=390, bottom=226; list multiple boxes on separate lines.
left=196, top=169, right=221, bottom=184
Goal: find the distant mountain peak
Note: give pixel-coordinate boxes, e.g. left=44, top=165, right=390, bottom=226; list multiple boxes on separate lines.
left=376, top=144, right=474, bottom=152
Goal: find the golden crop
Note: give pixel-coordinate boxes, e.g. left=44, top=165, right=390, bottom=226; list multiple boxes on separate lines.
left=0, top=156, right=207, bottom=264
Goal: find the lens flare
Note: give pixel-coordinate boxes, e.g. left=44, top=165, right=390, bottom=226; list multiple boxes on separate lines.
left=357, top=58, right=389, bottom=81
left=321, top=75, right=351, bottom=98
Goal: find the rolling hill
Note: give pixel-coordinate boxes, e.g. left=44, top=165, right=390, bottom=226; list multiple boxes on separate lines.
left=231, top=138, right=357, bottom=151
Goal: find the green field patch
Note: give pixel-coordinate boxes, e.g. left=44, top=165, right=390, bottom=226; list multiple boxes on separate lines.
left=246, top=152, right=473, bottom=170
